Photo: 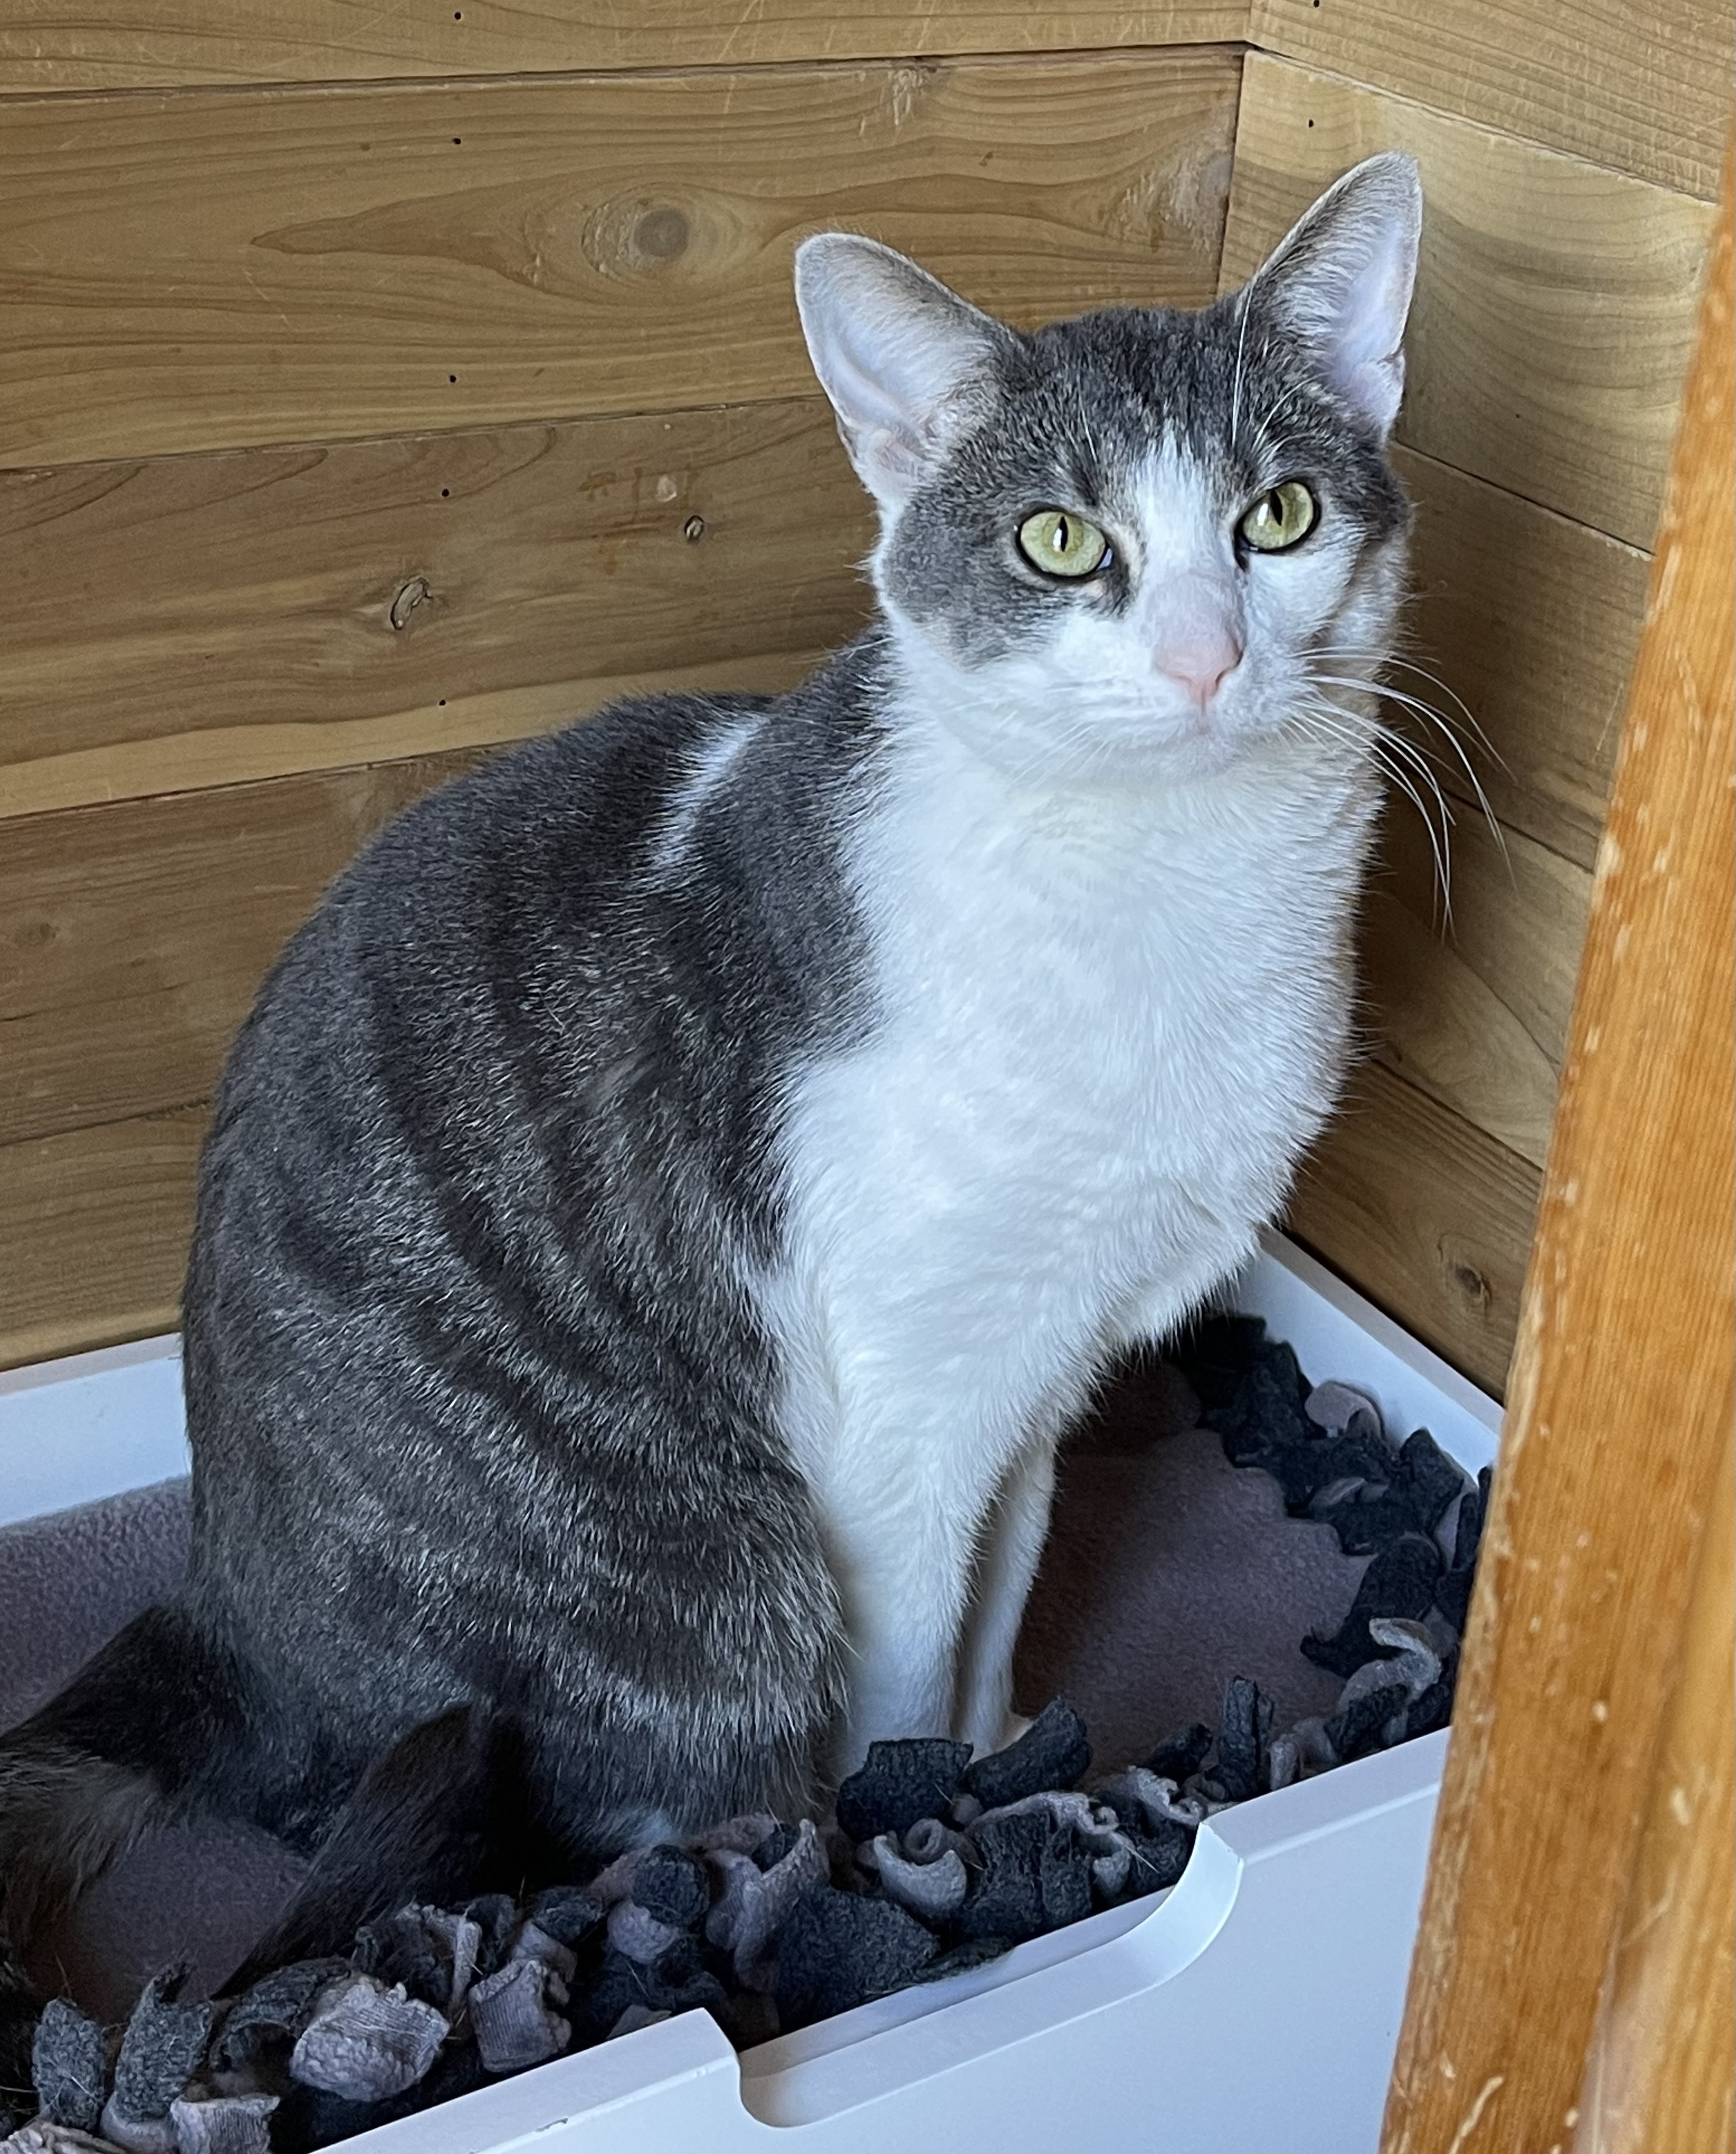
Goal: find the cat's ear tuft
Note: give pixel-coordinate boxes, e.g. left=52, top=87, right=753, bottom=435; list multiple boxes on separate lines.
left=1240, top=152, right=1422, bottom=439
left=793, top=235, right=1007, bottom=507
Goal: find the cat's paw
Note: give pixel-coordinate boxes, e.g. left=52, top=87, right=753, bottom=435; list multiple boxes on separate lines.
left=982, top=1709, right=1033, bottom=1756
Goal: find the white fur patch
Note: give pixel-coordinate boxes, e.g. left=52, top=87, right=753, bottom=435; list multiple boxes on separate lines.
left=763, top=688, right=1383, bottom=1768
left=651, top=712, right=762, bottom=874
left=758, top=429, right=1401, bottom=1772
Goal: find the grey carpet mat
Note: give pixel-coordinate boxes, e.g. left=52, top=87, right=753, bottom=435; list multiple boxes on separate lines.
left=0, top=1359, right=1365, bottom=2022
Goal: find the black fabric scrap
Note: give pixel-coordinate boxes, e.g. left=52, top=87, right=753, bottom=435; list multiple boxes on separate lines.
left=526, top=1886, right=604, bottom=1950
left=273, top=2038, right=489, bottom=2154
left=571, top=1945, right=724, bottom=2046
left=353, top=1910, right=457, bottom=2011
left=1037, top=1824, right=1094, bottom=1931
left=1209, top=1676, right=1274, bottom=1803
left=462, top=1895, right=519, bottom=1978
left=631, top=1847, right=709, bottom=1931
left=835, top=1738, right=972, bottom=1843
left=1325, top=1684, right=1413, bottom=1763
left=1167, top=1313, right=1269, bottom=1409
left=1122, top=1820, right=1194, bottom=1894
left=1406, top=1669, right=1458, bottom=1741
left=960, top=1699, right=1091, bottom=1808
left=774, top=1888, right=937, bottom=2029
left=32, top=1997, right=106, bottom=2132
left=1284, top=1423, right=1397, bottom=1511
left=1143, top=1723, right=1213, bottom=1782
left=1310, top=1430, right=1466, bottom=1555
left=955, top=1810, right=1092, bottom=1944
left=1302, top=1534, right=1445, bottom=1679
left=110, top=1966, right=217, bottom=2126
left=1434, top=1466, right=1492, bottom=1635
left=210, top=1957, right=350, bottom=2072
left=1204, top=1340, right=1312, bottom=1465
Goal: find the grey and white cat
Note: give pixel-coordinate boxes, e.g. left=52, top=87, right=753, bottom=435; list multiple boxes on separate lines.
left=0, top=153, right=1419, bottom=1980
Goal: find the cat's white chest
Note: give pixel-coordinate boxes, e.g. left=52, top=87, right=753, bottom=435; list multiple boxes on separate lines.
left=769, top=724, right=1371, bottom=1486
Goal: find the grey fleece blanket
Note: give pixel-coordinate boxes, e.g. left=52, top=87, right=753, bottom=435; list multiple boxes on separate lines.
left=1, top=1371, right=1361, bottom=2021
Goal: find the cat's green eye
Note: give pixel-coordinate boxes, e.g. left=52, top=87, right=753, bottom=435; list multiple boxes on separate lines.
left=1239, top=480, right=1319, bottom=554
left=1016, top=508, right=1111, bottom=580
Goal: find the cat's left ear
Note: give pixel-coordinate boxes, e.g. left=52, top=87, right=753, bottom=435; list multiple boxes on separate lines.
left=1239, top=152, right=1422, bottom=439
left=794, top=235, right=1009, bottom=507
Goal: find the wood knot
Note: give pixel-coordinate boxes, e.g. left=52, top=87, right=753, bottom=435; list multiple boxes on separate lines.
left=389, top=575, right=432, bottom=630
left=580, top=193, right=704, bottom=282
left=635, top=207, right=689, bottom=261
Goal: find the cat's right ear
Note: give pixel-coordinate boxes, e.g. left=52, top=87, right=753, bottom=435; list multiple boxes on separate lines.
left=1239, top=151, right=1423, bottom=440
left=794, top=235, right=1007, bottom=507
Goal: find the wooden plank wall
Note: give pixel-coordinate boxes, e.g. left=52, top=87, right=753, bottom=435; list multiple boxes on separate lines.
left=0, top=37, right=1243, bottom=1364
left=1383, top=173, right=1733, bottom=2149
left=0, top=0, right=1726, bottom=1387
left=1218, top=53, right=1721, bottom=1392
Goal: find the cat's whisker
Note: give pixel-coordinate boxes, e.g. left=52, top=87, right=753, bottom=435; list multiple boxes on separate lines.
left=1307, top=650, right=1506, bottom=851
left=1375, top=669, right=1513, bottom=879
left=1305, top=677, right=1463, bottom=785
left=1229, top=289, right=1254, bottom=453
left=1289, top=704, right=1418, bottom=827
left=1381, top=656, right=1503, bottom=763
left=1290, top=695, right=1456, bottom=917
left=1310, top=670, right=1508, bottom=871
left=1244, top=396, right=1310, bottom=474
left=1309, top=641, right=1506, bottom=767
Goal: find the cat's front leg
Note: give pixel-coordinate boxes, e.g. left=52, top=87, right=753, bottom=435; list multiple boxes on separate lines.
left=820, top=1491, right=985, bottom=1783
left=951, top=1433, right=1058, bottom=1757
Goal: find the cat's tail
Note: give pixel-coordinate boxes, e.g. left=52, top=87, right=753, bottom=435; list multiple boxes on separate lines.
left=0, top=1601, right=244, bottom=1941
left=0, top=1605, right=543, bottom=2120
left=219, top=1702, right=542, bottom=1994
left=0, top=1599, right=243, bottom=2125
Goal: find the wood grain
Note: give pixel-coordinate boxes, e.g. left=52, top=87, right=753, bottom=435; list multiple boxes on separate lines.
left=1362, top=810, right=1591, bottom=1173
left=1392, top=446, right=1648, bottom=873
left=1383, top=155, right=1734, bottom=2154
left=0, top=0, right=1244, bottom=92
left=1249, top=0, right=1730, bottom=200
left=0, top=774, right=1577, bottom=1390
left=0, top=340, right=1652, bottom=845
left=0, top=52, right=1239, bottom=469
left=0, top=753, right=497, bottom=1154
left=1288, top=1062, right=1541, bottom=1397
left=0, top=1107, right=209, bottom=1369
left=1573, top=1423, right=1733, bottom=2154
left=1, top=816, right=1550, bottom=1388
left=0, top=400, right=867, bottom=818
left=1221, top=57, right=1718, bottom=547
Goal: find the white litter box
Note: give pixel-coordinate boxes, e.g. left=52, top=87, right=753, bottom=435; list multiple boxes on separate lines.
left=0, top=1233, right=1499, bottom=2154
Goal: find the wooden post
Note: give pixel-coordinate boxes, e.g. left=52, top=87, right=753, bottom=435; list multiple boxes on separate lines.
left=1380, top=154, right=1735, bottom=2154
left=1575, top=1425, right=1735, bottom=2152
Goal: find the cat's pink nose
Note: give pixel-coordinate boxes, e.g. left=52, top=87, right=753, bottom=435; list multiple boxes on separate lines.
left=1155, top=627, right=1243, bottom=708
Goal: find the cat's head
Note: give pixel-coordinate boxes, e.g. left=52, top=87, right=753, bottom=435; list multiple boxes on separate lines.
left=795, top=153, right=1420, bottom=788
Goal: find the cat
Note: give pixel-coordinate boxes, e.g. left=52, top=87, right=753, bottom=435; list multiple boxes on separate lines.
left=0, top=152, right=1420, bottom=2016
